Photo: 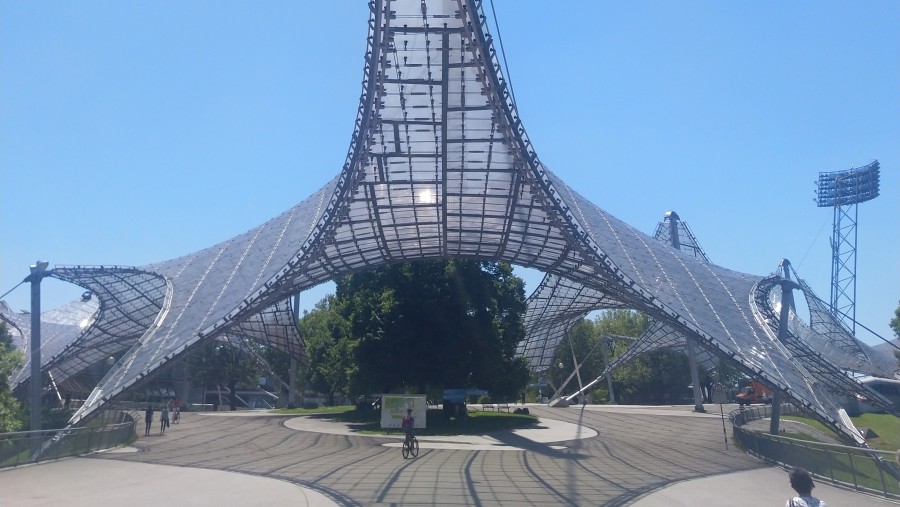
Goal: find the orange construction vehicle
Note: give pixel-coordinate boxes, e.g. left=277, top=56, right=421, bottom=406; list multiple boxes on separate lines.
left=735, top=380, right=773, bottom=406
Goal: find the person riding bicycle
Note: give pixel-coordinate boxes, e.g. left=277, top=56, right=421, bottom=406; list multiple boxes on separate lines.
left=401, top=408, right=415, bottom=445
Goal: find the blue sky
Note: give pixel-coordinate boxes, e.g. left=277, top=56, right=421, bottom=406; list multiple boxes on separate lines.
left=2, top=1, right=897, bottom=346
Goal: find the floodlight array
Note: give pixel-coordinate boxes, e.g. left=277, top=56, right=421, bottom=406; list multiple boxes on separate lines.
left=815, top=160, right=880, bottom=207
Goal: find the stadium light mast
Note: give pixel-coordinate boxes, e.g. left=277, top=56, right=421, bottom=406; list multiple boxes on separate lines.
left=815, top=161, right=880, bottom=334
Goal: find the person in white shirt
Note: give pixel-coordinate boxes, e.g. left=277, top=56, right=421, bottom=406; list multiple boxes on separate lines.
left=786, top=467, right=825, bottom=507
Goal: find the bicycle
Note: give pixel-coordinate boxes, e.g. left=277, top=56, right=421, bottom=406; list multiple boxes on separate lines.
left=401, top=435, right=419, bottom=459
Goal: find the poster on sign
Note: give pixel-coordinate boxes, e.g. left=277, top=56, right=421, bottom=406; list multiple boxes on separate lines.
left=380, top=394, right=426, bottom=429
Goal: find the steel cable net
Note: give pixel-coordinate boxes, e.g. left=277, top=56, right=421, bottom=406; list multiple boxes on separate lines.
left=752, top=277, right=896, bottom=416
left=519, top=212, right=710, bottom=373
left=773, top=264, right=897, bottom=378
left=799, top=291, right=896, bottom=377
left=518, top=274, right=627, bottom=372
left=1, top=1, right=888, bottom=444
left=585, top=273, right=896, bottom=443
left=43, top=267, right=168, bottom=385
left=518, top=197, right=896, bottom=442
left=3, top=297, right=100, bottom=389
left=227, top=297, right=306, bottom=363
left=603, top=320, right=721, bottom=374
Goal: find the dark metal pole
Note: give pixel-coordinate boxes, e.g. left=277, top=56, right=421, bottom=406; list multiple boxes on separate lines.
left=27, top=260, right=50, bottom=456
left=30, top=273, right=42, bottom=434
left=770, top=264, right=798, bottom=435
left=719, top=403, right=729, bottom=450
left=290, top=294, right=299, bottom=408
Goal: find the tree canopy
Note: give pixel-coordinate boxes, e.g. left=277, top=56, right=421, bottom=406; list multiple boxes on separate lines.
left=188, top=339, right=262, bottom=410
left=300, top=295, right=355, bottom=403
left=889, top=301, right=900, bottom=369
left=300, top=260, right=530, bottom=401
left=548, top=310, right=716, bottom=405
left=0, top=323, right=23, bottom=431
left=891, top=300, right=900, bottom=339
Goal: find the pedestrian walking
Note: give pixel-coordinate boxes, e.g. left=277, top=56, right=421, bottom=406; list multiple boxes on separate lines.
left=144, top=405, right=154, bottom=436
left=160, top=406, right=169, bottom=435
left=172, top=397, right=182, bottom=424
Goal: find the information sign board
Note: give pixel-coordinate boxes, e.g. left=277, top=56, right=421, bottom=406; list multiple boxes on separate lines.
left=711, top=382, right=727, bottom=404
left=380, top=394, right=426, bottom=429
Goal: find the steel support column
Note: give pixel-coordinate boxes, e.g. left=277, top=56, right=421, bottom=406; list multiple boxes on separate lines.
left=666, top=211, right=705, bottom=412
left=290, top=294, right=300, bottom=407
left=26, top=261, right=50, bottom=454
left=770, top=265, right=798, bottom=435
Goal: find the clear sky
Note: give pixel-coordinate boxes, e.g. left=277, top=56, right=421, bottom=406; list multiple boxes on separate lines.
left=2, top=1, right=897, bottom=346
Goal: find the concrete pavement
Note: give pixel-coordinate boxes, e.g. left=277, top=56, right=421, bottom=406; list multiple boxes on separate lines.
left=0, top=457, right=336, bottom=507
left=1, top=404, right=895, bottom=506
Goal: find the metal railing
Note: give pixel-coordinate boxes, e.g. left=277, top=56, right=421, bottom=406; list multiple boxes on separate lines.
left=730, top=405, right=900, bottom=500
left=0, top=410, right=137, bottom=469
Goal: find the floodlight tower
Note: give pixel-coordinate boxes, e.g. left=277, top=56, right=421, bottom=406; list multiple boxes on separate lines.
left=814, top=160, right=880, bottom=333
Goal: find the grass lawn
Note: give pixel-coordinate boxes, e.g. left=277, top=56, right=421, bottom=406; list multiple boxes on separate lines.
left=780, top=431, right=822, bottom=442
left=850, top=413, right=900, bottom=452
left=273, top=405, right=538, bottom=436
left=781, top=413, right=900, bottom=451
left=781, top=416, right=835, bottom=440
left=750, top=414, right=900, bottom=495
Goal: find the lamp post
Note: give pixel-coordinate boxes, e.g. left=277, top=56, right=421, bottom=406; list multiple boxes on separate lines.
left=25, top=260, right=50, bottom=437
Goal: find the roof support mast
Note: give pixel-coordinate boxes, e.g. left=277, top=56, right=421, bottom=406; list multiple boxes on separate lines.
left=666, top=212, right=706, bottom=413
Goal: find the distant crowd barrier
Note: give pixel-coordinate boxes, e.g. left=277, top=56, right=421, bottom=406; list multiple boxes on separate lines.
left=0, top=410, right=136, bottom=469
left=730, top=405, right=900, bottom=500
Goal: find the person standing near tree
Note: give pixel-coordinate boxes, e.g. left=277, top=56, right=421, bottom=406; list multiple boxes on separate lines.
left=144, top=405, right=154, bottom=436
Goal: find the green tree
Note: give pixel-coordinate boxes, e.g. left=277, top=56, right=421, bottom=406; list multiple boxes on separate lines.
left=582, top=310, right=695, bottom=404
left=188, top=339, right=262, bottom=410
left=595, top=309, right=649, bottom=337
left=332, top=260, right=529, bottom=400
left=300, top=296, right=355, bottom=404
left=541, top=311, right=649, bottom=403
left=0, top=323, right=24, bottom=431
left=613, top=349, right=692, bottom=404
left=549, top=319, right=606, bottom=396
left=712, top=357, right=745, bottom=392
left=890, top=301, right=900, bottom=369
left=891, top=300, right=900, bottom=339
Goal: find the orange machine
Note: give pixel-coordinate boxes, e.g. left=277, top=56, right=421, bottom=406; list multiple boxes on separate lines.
left=735, top=380, right=773, bottom=406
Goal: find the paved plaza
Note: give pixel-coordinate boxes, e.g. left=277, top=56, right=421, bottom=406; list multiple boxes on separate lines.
left=1, top=404, right=895, bottom=506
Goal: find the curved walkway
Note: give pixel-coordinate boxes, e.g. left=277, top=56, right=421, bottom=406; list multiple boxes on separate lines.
left=283, top=412, right=595, bottom=451
left=0, top=404, right=894, bottom=506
